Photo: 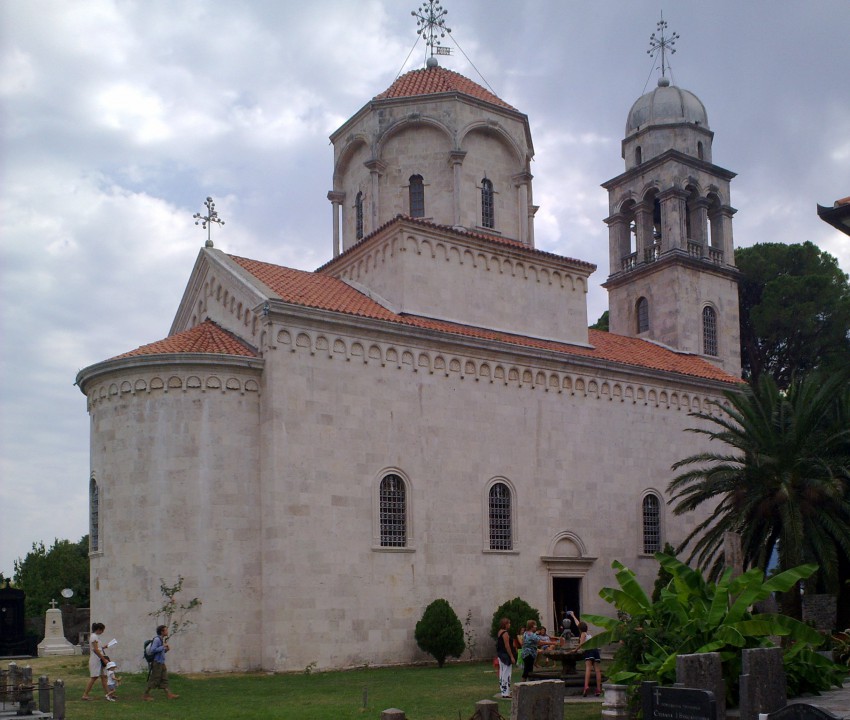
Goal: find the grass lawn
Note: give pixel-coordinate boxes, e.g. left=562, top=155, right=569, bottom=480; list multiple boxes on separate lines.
left=13, top=656, right=605, bottom=720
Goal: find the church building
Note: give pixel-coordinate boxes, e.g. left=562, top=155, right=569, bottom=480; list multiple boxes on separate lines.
left=77, top=49, right=742, bottom=672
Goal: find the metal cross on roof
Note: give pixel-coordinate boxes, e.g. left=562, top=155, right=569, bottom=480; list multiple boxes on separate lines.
left=412, top=0, right=452, bottom=58
left=647, top=11, right=679, bottom=80
left=193, top=196, right=225, bottom=248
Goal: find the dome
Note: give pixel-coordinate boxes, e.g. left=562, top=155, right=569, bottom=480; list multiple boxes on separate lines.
left=626, top=77, right=709, bottom=135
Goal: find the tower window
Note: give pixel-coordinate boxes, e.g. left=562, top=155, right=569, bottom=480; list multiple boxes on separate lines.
left=89, top=477, right=99, bottom=552
left=635, top=146, right=642, bottom=165
left=481, top=178, right=495, bottom=229
left=379, top=474, right=407, bottom=547
left=697, top=141, right=704, bottom=160
left=355, top=191, right=364, bottom=240
left=702, top=306, right=718, bottom=356
left=642, top=493, right=661, bottom=554
left=409, top=175, right=425, bottom=218
left=637, top=297, right=649, bottom=333
left=488, top=482, right=512, bottom=550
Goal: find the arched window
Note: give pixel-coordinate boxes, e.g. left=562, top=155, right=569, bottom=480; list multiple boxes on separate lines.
left=409, top=175, right=424, bottom=218
left=89, top=477, right=99, bottom=552
left=488, top=482, right=512, bottom=550
left=481, top=178, right=495, bottom=229
left=702, top=306, right=718, bottom=356
left=355, top=191, right=364, bottom=240
left=642, top=494, right=661, bottom=554
left=379, top=474, right=407, bottom=547
left=636, top=297, right=649, bottom=333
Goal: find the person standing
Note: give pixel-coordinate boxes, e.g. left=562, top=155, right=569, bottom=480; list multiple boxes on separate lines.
left=142, top=625, right=179, bottom=701
left=569, top=611, right=602, bottom=696
left=81, top=622, right=108, bottom=700
left=519, top=620, right=554, bottom=681
left=495, top=617, right=515, bottom=698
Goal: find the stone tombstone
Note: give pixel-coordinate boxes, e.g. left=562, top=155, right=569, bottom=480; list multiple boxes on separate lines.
left=602, top=683, right=631, bottom=720
left=511, top=680, right=564, bottom=720
left=641, top=681, right=716, bottom=720
left=475, top=699, right=499, bottom=720
left=676, top=652, right=725, bottom=720
left=760, top=705, right=842, bottom=720
left=36, top=601, right=79, bottom=657
left=802, top=595, right=837, bottom=634
left=740, top=647, right=786, bottom=720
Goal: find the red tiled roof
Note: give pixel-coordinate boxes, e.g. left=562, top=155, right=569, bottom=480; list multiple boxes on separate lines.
left=111, top=320, right=258, bottom=360
left=228, top=255, right=739, bottom=385
left=316, top=215, right=596, bottom=272
left=375, top=66, right=517, bottom=111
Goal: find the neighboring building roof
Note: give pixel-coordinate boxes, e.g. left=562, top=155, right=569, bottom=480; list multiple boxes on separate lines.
left=227, top=255, right=738, bottom=385
left=374, top=65, right=517, bottom=111
left=817, top=195, right=850, bottom=236
left=316, top=215, right=596, bottom=273
left=111, top=320, right=258, bottom=360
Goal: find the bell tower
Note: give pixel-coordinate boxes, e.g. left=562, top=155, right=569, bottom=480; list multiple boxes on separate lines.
left=602, top=19, right=741, bottom=377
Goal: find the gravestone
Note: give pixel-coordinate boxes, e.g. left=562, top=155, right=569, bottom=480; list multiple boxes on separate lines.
left=740, top=647, right=786, bottom=720
left=676, top=652, right=725, bottom=720
left=511, top=680, right=564, bottom=720
left=760, top=704, right=841, bottom=720
left=641, top=681, right=716, bottom=720
left=37, top=600, right=79, bottom=656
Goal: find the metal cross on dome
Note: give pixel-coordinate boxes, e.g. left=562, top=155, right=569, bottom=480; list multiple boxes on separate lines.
left=193, top=196, right=225, bottom=248
left=412, top=0, right=452, bottom=58
left=647, top=11, right=679, bottom=79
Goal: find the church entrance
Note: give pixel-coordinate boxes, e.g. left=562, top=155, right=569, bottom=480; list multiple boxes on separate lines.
left=551, top=577, right=581, bottom=635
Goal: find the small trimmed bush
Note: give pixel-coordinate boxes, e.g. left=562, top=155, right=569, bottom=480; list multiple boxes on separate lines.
left=489, top=597, right=541, bottom=640
left=415, top=599, right=465, bottom=668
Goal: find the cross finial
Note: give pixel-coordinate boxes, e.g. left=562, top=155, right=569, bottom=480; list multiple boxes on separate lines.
left=49, top=599, right=58, bottom=609
left=193, top=196, right=225, bottom=248
left=411, top=1, right=452, bottom=62
left=647, top=11, right=679, bottom=81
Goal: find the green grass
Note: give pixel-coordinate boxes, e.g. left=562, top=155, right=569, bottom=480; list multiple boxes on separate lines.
left=16, top=657, right=604, bottom=720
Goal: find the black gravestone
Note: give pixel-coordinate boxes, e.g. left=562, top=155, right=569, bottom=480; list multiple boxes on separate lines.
left=642, top=681, right=717, bottom=720
left=763, top=705, right=841, bottom=720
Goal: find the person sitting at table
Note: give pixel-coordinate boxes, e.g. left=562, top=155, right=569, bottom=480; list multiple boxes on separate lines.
left=534, top=627, right=553, bottom=667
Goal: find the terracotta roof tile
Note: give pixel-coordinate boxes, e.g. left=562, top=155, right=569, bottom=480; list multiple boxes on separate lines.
left=316, top=215, right=596, bottom=272
left=111, top=320, right=258, bottom=360
left=375, top=66, right=517, bottom=111
left=229, top=255, right=739, bottom=385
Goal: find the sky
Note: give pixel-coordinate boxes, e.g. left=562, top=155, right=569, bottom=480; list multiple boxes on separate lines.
left=1, top=0, right=849, bottom=579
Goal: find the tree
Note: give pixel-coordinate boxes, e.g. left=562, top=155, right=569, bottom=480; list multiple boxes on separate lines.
left=489, top=596, right=541, bottom=640
left=667, top=371, right=850, bottom=619
left=736, top=242, right=850, bottom=388
left=590, top=310, right=609, bottom=332
left=414, top=598, right=465, bottom=668
left=13, top=536, right=90, bottom=617
left=148, top=576, right=202, bottom=640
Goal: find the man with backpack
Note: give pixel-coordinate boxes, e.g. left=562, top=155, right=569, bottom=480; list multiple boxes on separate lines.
left=142, top=625, right=179, bottom=701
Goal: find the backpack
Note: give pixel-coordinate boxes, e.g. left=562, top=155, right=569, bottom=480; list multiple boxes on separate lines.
left=143, top=637, right=157, bottom=664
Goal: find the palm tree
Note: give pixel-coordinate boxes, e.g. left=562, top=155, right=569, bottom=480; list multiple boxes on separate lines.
left=667, top=371, right=850, bottom=619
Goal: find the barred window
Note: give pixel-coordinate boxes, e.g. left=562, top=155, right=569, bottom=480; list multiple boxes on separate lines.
left=409, top=175, right=425, bottom=218
left=702, top=306, right=718, bottom=356
left=379, top=474, right=407, bottom=547
left=642, top=494, right=661, bottom=554
left=489, top=482, right=512, bottom=550
left=355, top=191, right=364, bottom=240
left=481, top=178, right=495, bottom=229
left=637, top=297, right=649, bottom=333
left=89, top=477, right=99, bottom=552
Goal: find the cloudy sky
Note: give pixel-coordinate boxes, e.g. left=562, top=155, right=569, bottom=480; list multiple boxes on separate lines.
left=1, top=0, right=848, bottom=579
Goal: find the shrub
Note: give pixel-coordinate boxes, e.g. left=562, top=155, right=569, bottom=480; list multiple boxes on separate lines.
left=414, top=599, right=465, bottom=668
left=489, top=597, right=541, bottom=640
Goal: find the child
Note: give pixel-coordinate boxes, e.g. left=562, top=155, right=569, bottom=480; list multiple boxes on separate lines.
left=105, top=661, right=120, bottom=701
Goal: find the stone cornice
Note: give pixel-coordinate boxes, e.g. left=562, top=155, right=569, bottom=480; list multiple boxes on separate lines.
left=602, top=148, right=736, bottom=189
left=603, top=248, right=740, bottom=288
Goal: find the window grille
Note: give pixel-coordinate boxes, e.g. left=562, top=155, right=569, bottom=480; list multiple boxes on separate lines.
left=89, top=478, right=99, bottom=552
left=481, top=178, right=495, bottom=229
left=642, top=494, right=660, bottom=554
left=379, top=474, right=406, bottom=547
left=489, top=482, right=512, bottom=550
left=702, top=306, right=718, bottom=356
left=409, top=175, right=425, bottom=218
left=355, top=191, right=364, bottom=240
left=637, top=297, right=649, bottom=333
